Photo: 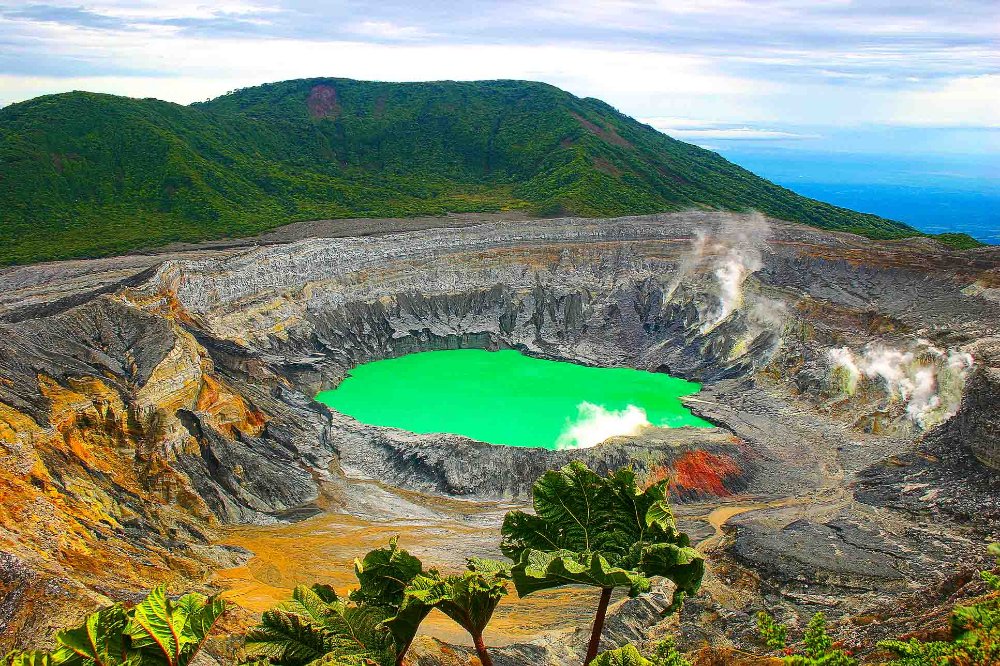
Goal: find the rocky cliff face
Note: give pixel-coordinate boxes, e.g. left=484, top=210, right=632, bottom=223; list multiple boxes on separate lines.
left=0, top=212, right=997, bottom=656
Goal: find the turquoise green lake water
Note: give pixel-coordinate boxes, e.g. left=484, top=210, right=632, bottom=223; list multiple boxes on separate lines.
left=315, top=349, right=711, bottom=450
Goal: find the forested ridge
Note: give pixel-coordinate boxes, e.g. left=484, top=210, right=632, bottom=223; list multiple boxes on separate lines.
left=0, top=78, right=978, bottom=265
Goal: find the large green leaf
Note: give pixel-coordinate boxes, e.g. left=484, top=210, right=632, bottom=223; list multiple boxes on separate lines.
left=46, top=587, right=222, bottom=666
left=465, top=558, right=512, bottom=579
left=383, top=575, right=438, bottom=654
left=51, top=605, right=133, bottom=666
left=244, top=609, right=337, bottom=666
left=124, top=586, right=184, bottom=666
left=124, top=586, right=223, bottom=666
left=245, top=587, right=394, bottom=666
left=510, top=550, right=650, bottom=597
left=590, top=645, right=654, bottom=666
left=428, top=571, right=508, bottom=636
left=387, top=563, right=508, bottom=647
left=173, top=593, right=226, bottom=665
left=641, top=485, right=683, bottom=543
left=639, top=543, right=705, bottom=612
left=316, top=603, right=394, bottom=664
left=502, top=462, right=615, bottom=557
left=350, top=537, right=424, bottom=609
left=279, top=586, right=341, bottom=625
left=500, top=462, right=704, bottom=606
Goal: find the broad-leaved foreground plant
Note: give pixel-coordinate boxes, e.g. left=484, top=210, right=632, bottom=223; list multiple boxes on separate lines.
left=389, top=558, right=510, bottom=666
left=1, top=585, right=224, bottom=666
left=244, top=538, right=510, bottom=666
left=500, top=461, right=705, bottom=665
left=243, top=582, right=396, bottom=666
left=3, top=464, right=995, bottom=666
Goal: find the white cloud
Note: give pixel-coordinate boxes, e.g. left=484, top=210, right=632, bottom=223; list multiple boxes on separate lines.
left=0, top=34, right=765, bottom=108
left=892, top=75, right=1000, bottom=128
left=641, top=119, right=821, bottom=141
left=640, top=116, right=729, bottom=129
left=0, top=1, right=996, bottom=131
left=47, top=1, right=278, bottom=21
left=0, top=74, right=248, bottom=107
left=349, top=21, right=431, bottom=41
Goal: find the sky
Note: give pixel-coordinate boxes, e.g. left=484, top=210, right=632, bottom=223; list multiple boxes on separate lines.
left=0, top=1, right=997, bottom=201
left=1, top=1, right=996, bottom=130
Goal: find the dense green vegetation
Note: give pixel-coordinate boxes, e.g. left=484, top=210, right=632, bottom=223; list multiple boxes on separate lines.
left=752, top=544, right=1000, bottom=665
left=590, top=640, right=691, bottom=666
left=240, top=462, right=705, bottom=666
left=757, top=611, right=858, bottom=665
left=242, top=538, right=512, bottom=666
left=0, top=78, right=977, bottom=265
left=1, top=585, right=223, bottom=666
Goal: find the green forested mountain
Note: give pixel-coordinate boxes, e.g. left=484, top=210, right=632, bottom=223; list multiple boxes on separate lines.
left=0, top=78, right=973, bottom=265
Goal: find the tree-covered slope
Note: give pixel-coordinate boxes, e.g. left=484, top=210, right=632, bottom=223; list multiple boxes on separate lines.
left=0, top=78, right=970, bottom=265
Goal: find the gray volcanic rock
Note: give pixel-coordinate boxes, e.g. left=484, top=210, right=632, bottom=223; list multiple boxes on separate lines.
left=334, top=420, right=751, bottom=499
left=946, top=343, right=1000, bottom=470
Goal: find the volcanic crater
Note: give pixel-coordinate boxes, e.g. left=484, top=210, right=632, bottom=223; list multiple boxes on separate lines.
left=0, top=212, right=997, bottom=661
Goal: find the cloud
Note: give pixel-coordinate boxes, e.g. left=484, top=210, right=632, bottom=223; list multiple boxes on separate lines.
left=641, top=119, right=822, bottom=141
left=892, top=75, right=1000, bottom=128
left=0, top=0, right=996, bottom=131
left=0, top=37, right=763, bottom=106
left=11, top=1, right=279, bottom=22
left=0, top=74, right=242, bottom=107
left=349, top=20, right=431, bottom=41
left=3, top=5, right=127, bottom=30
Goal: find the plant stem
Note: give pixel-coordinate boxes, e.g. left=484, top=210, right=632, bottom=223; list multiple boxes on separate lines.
left=472, top=630, right=494, bottom=666
left=584, top=587, right=614, bottom=665
left=395, top=638, right=413, bottom=666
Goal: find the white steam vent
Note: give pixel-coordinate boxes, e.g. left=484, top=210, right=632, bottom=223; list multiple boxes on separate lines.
left=555, top=402, right=650, bottom=450
left=697, top=213, right=770, bottom=333
left=826, top=341, right=974, bottom=427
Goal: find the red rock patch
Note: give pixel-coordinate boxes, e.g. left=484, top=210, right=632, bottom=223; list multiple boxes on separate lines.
left=307, top=84, right=341, bottom=119
left=670, top=450, right=742, bottom=497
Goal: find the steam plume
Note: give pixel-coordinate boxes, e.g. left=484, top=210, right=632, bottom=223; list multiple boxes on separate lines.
left=826, top=347, right=861, bottom=393
left=699, top=213, right=768, bottom=333
left=556, top=402, right=650, bottom=449
left=826, top=342, right=974, bottom=427
left=663, top=228, right=707, bottom=302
